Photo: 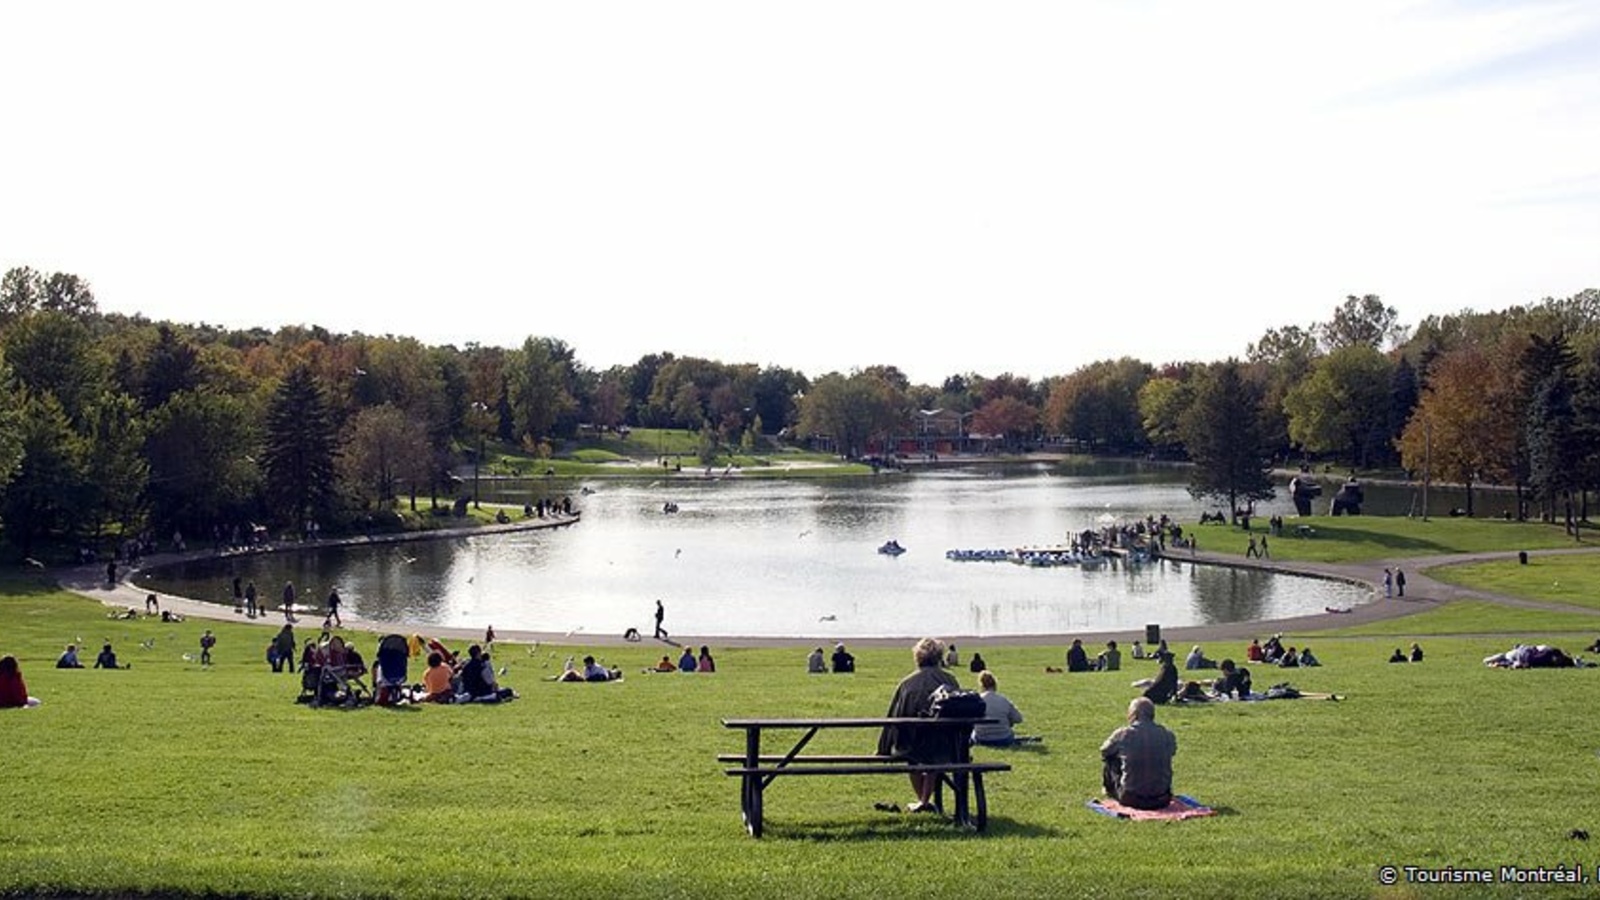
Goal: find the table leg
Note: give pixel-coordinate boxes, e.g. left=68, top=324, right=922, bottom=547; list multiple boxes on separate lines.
left=973, top=772, right=988, bottom=831
left=952, top=770, right=970, bottom=827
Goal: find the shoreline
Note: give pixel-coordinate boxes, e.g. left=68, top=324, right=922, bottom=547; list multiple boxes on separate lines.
left=57, top=511, right=1600, bottom=648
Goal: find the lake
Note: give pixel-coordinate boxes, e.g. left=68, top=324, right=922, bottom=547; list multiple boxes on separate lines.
left=137, top=460, right=1412, bottom=639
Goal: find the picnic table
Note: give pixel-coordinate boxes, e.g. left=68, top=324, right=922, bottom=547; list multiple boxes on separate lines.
left=720, top=717, right=1010, bottom=837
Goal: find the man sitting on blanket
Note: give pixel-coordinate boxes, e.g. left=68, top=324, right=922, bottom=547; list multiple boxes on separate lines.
left=1213, top=659, right=1252, bottom=698
left=1100, top=697, right=1178, bottom=811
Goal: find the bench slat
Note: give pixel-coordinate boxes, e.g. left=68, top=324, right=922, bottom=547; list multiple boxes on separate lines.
left=726, top=763, right=1010, bottom=777
left=716, top=754, right=894, bottom=764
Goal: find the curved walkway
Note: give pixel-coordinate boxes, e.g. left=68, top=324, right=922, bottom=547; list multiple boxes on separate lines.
left=54, top=519, right=1600, bottom=650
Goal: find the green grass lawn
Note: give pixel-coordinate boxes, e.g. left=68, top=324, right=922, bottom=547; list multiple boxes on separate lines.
left=5, top=559, right=1600, bottom=898
left=1196, top=515, right=1587, bottom=563
left=1428, top=554, right=1600, bottom=612
left=482, top=429, right=873, bottom=479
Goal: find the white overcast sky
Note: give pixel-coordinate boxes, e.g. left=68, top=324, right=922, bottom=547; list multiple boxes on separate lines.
left=2, top=1, right=1597, bottom=385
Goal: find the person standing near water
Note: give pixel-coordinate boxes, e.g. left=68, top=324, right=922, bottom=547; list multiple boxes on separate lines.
left=654, top=600, right=668, bottom=640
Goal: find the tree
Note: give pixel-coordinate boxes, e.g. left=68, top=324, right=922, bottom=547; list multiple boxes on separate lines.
left=797, top=370, right=907, bottom=458
left=1, top=393, right=88, bottom=555
left=260, top=366, right=341, bottom=529
left=0, top=267, right=97, bottom=325
left=1042, top=358, right=1151, bottom=451
left=1137, top=375, right=1193, bottom=456
left=970, top=396, right=1038, bottom=450
left=1396, top=345, right=1518, bottom=517
left=0, top=351, right=24, bottom=503
left=1318, top=294, right=1404, bottom=351
left=83, top=392, right=150, bottom=537
left=144, top=389, right=260, bottom=533
left=508, top=337, right=579, bottom=443
left=1283, top=345, right=1393, bottom=466
left=141, top=324, right=202, bottom=410
left=1179, top=361, right=1274, bottom=520
left=2, top=310, right=108, bottom=429
left=342, top=404, right=433, bottom=509
left=1520, top=333, right=1580, bottom=533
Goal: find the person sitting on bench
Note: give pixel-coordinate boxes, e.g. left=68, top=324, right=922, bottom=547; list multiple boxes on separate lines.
left=1100, top=697, right=1177, bottom=811
left=877, top=637, right=959, bottom=813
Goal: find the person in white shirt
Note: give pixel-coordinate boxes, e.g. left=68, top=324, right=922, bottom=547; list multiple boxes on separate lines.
left=972, top=670, right=1026, bottom=747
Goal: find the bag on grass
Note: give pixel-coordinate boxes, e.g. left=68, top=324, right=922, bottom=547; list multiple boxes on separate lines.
left=929, top=685, right=986, bottom=719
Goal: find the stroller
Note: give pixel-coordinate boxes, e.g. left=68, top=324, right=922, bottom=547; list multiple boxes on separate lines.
left=300, top=636, right=370, bottom=708
left=372, top=634, right=411, bottom=705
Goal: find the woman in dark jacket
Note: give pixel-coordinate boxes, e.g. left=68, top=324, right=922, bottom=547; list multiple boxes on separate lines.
left=1143, top=653, right=1179, bottom=705
left=878, top=638, right=960, bottom=813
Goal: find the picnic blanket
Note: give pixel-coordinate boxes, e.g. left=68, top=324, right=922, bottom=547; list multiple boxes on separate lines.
left=1087, top=795, right=1215, bottom=821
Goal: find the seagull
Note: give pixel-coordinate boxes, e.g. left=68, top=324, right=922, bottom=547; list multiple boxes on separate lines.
left=818, top=615, right=837, bottom=622
left=139, top=638, right=155, bottom=650
left=675, top=549, right=682, bottom=558
left=23, top=557, right=45, bottom=569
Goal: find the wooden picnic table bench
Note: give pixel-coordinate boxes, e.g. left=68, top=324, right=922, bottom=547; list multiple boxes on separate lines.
left=720, top=717, right=1011, bottom=837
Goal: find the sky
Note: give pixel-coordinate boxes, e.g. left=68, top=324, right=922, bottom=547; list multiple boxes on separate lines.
left=2, top=1, right=1598, bottom=386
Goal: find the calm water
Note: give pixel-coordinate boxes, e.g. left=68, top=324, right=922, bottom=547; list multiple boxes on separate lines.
left=139, top=461, right=1397, bottom=638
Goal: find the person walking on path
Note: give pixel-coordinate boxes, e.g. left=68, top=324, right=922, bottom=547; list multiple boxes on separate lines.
left=324, top=587, right=342, bottom=628
left=654, top=600, right=668, bottom=640
left=1260, top=535, right=1270, bottom=559
left=1245, top=535, right=1259, bottom=558
left=1383, top=568, right=1393, bottom=598
left=282, top=581, right=297, bottom=622
left=1395, top=569, right=1407, bottom=597
left=245, top=580, right=258, bottom=618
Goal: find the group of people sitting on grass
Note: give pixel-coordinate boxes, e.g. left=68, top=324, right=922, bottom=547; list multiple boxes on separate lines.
left=1246, top=635, right=1320, bottom=667
left=1388, top=643, right=1425, bottom=663
left=646, top=646, right=716, bottom=673
left=415, top=643, right=518, bottom=702
left=807, top=643, right=855, bottom=673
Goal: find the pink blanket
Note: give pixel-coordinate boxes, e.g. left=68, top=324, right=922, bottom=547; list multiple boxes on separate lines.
left=1086, top=795, right=1215, bottom=820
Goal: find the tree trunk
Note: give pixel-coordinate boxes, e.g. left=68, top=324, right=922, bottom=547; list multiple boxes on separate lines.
left=1465, top=479, right=1474, bottom=518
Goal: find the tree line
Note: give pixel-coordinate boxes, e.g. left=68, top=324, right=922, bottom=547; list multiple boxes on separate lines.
left=2, top=263, right=1597, bottom=554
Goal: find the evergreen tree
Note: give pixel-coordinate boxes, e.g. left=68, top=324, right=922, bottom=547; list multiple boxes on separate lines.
left=260, top=365, right=340, bottom=530
left=1180, top=360, right=1275, bottom=521
left=1, top=393, right=88, bottom=555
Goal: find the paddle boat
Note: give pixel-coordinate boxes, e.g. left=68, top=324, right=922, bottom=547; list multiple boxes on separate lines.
left=877, top=540, right=906, bottom=556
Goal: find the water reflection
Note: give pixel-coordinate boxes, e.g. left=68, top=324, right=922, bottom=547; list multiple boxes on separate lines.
left=138, top=462, right=1373, bottom=638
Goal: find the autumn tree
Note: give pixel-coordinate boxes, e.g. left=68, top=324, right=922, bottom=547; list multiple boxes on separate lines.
left=1043, top=358, right=1151, bottom=451
left=971, top=396, right=1039, bottom=450
left=1396, top=345, right=1518, bottom=517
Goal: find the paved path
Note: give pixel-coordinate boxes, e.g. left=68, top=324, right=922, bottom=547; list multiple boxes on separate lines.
left=54, top=517, right=1600, bottom=650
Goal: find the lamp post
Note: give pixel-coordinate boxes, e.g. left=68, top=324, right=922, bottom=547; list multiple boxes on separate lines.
left=471, top=402, right=489, bottom=510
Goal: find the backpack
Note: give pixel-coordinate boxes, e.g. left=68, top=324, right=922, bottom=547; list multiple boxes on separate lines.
left=929, top=684, right=986, bottom=719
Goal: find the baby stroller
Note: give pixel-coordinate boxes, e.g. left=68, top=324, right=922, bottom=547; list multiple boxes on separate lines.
left=373, top=634, right=410, bottom=705
left=301, top=637, right=369, bottom=708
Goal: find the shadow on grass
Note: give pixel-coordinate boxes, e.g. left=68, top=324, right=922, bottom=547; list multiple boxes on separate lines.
left=771, top=815, right=1063, bottom=842
left=1302, top=525, right=1455, bottom=555
left=0, top=571, right=70, bottom=597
